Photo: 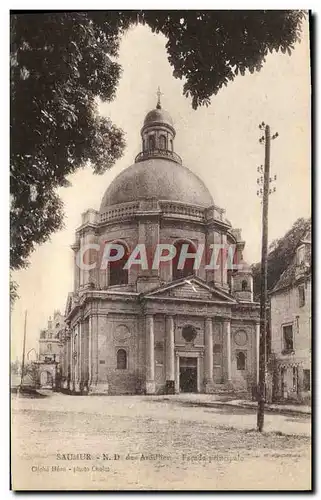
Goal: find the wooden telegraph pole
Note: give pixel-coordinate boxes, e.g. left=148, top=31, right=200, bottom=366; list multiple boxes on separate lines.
left=256, top=123, right=278, bottom=432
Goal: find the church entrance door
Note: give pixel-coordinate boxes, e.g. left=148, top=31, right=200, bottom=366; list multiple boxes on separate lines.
left=179, top=357, right=197, bottom=393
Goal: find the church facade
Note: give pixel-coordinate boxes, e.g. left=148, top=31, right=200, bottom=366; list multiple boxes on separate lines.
left=60, top=98, right=260, bottom=395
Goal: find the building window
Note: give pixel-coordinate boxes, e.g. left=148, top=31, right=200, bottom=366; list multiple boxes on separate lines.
left=170, top=139, right=173, bottom=151
left=182, top=324, right=197, bottom=343
left=283, top=324, right=294, bottom=352
left=159, top=135, right=167, bottom=150
left=47, top=344, right=52, bottom=352
left=298, top=285, right=305, bottom=307
left=117, top=349, right=127, bottom=370
left=148, top=135, right=155, bottom=151
left=172, top=240, right=197, bottom=280
left=109, top=242, right=129, bottom=286
left=155, top=345, right=164, bottom=365
left=297, top=244, right=305, bottom=265
left=241, top=280, right=247, bottom=291
left=303, top=369, right=311, bottom=391
left=236, top=351, right=246, bottom=370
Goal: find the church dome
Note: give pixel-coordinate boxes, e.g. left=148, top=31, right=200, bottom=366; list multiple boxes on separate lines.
left=100, top=93, right=214, bottom=212
left=143, top=108, right=174, bottom=129
left=100, top=158, right=214, bottom=210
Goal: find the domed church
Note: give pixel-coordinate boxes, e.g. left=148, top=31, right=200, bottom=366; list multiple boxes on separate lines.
left=61, top=95, right=260, bottom=395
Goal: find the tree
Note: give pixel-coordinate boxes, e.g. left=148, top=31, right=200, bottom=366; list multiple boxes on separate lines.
left=139, top=10, right=306, bottom=108
left=10, top=12, right=129, bottom=271
left=10, top=275, right=19, bottom=307
left=252, top=217, right=311, bottom=299
left=10, top=10, right=305, bottom=277
left=11, top=358, right=21, bottom=375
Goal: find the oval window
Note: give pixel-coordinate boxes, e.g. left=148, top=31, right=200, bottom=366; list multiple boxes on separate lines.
left=182, top=324, right=197, bottom=343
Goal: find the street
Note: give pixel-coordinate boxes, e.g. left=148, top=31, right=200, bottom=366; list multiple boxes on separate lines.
left=11, top=392, right=311, bottom=490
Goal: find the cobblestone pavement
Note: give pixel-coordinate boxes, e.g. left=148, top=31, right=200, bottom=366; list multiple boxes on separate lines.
left=11, top=392, right=311, bottom=491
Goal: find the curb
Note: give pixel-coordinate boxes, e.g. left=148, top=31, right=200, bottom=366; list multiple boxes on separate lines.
left=197, top=400, right=311, bottom=417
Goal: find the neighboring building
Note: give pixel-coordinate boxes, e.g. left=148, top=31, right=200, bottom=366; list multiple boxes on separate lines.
left=37, top=310, right=65, bottom=388
left=270, top=227, right=311, bottom=402
left=60, top=98, right=260, bottom=395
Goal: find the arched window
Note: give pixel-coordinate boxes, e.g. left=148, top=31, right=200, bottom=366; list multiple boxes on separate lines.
left=242, top=280, right=247, bottom=291
left=117, top=349, right=127, bottom=370
left=159, top=135, right=167, bottom=150
left=172, top=240, right=196, bottom=280
left=236, top=351, right=246, bottom=370
left=148, top=135, right=155, bottom=151
left=47, top=344, right=52, bottom=352
left=170, top=139, right=173, bottom=151
left=109, top=242, right=129, bottom=286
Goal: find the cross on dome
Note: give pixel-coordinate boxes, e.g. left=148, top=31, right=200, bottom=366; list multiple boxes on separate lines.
left=156, top=86, right=163, bottom=109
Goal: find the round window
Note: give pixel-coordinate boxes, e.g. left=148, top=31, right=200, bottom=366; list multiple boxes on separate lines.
left=234, top=330, right=248, bottom=347
left=182, top=324, right=197, bottom=343
left=113, top=325, right=131, bottom=342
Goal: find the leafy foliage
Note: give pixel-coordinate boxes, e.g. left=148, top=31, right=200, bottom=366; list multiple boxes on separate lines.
left=138, top=10, right=306, bottom=109
left=10, top=12, right=129, bottom=270
left=10, top=10, right=305, bottom=278
left=252, top=217, right=311, bottom=299
left=10, top=276, right=19, bottom=308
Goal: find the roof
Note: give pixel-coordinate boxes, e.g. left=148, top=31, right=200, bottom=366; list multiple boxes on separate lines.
left=270, top=260, right=298, bottom=294
left=143, top=107, right=174, bottom=129
left=270, top=227, right=311, bottom=294
left=100, top=158, right=214, bottom=210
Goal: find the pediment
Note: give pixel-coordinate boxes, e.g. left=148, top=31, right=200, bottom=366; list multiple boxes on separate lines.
left=145, top=276, right=236, bottom=303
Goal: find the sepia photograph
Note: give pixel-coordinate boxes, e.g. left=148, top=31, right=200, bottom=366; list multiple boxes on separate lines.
left=10, top=9, right=312, bottom=491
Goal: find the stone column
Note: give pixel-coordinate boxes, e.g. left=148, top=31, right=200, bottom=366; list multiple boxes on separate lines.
left=75, top=322, right=82, bottom=392
left=223, top=320, right=232, bottom=384
left=70, top=329, right=75, bottom=392
left=80, top=321, right=85, bottom=392
left=136, top=208, right=160, bottom=292
left=204, top=317, right=214, bottom=392
left=88, top=316, right=92, bottom=387
left=175, top=353, right=180, bottom=394
left=63, top=334, right=69, bottom=390
left=91, top=314, right=99, bottom=386
left=72, top=244, right=80, bottom=291
left=165, top=315, right=175, bottom=393
left=197, top=356, right=201, bottom=393
left=145, top=314, right=155, bottom=394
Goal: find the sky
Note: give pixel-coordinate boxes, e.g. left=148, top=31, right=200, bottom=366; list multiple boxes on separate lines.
left=11, top=18, right=311, bottom=360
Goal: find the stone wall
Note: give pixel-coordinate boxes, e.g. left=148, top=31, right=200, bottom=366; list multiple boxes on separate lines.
left=230, top=323, right=256, bottom=390
left=95, top=313, right=143, bottom=394
left=271, top=280, right=311, bottom=356
left=270, top=279, right=311, bottom=402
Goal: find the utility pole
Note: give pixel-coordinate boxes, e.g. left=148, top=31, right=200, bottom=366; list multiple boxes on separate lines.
left=19, top=310, right=28, bottom=392
left=256, top=123, right=278, bottom=432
